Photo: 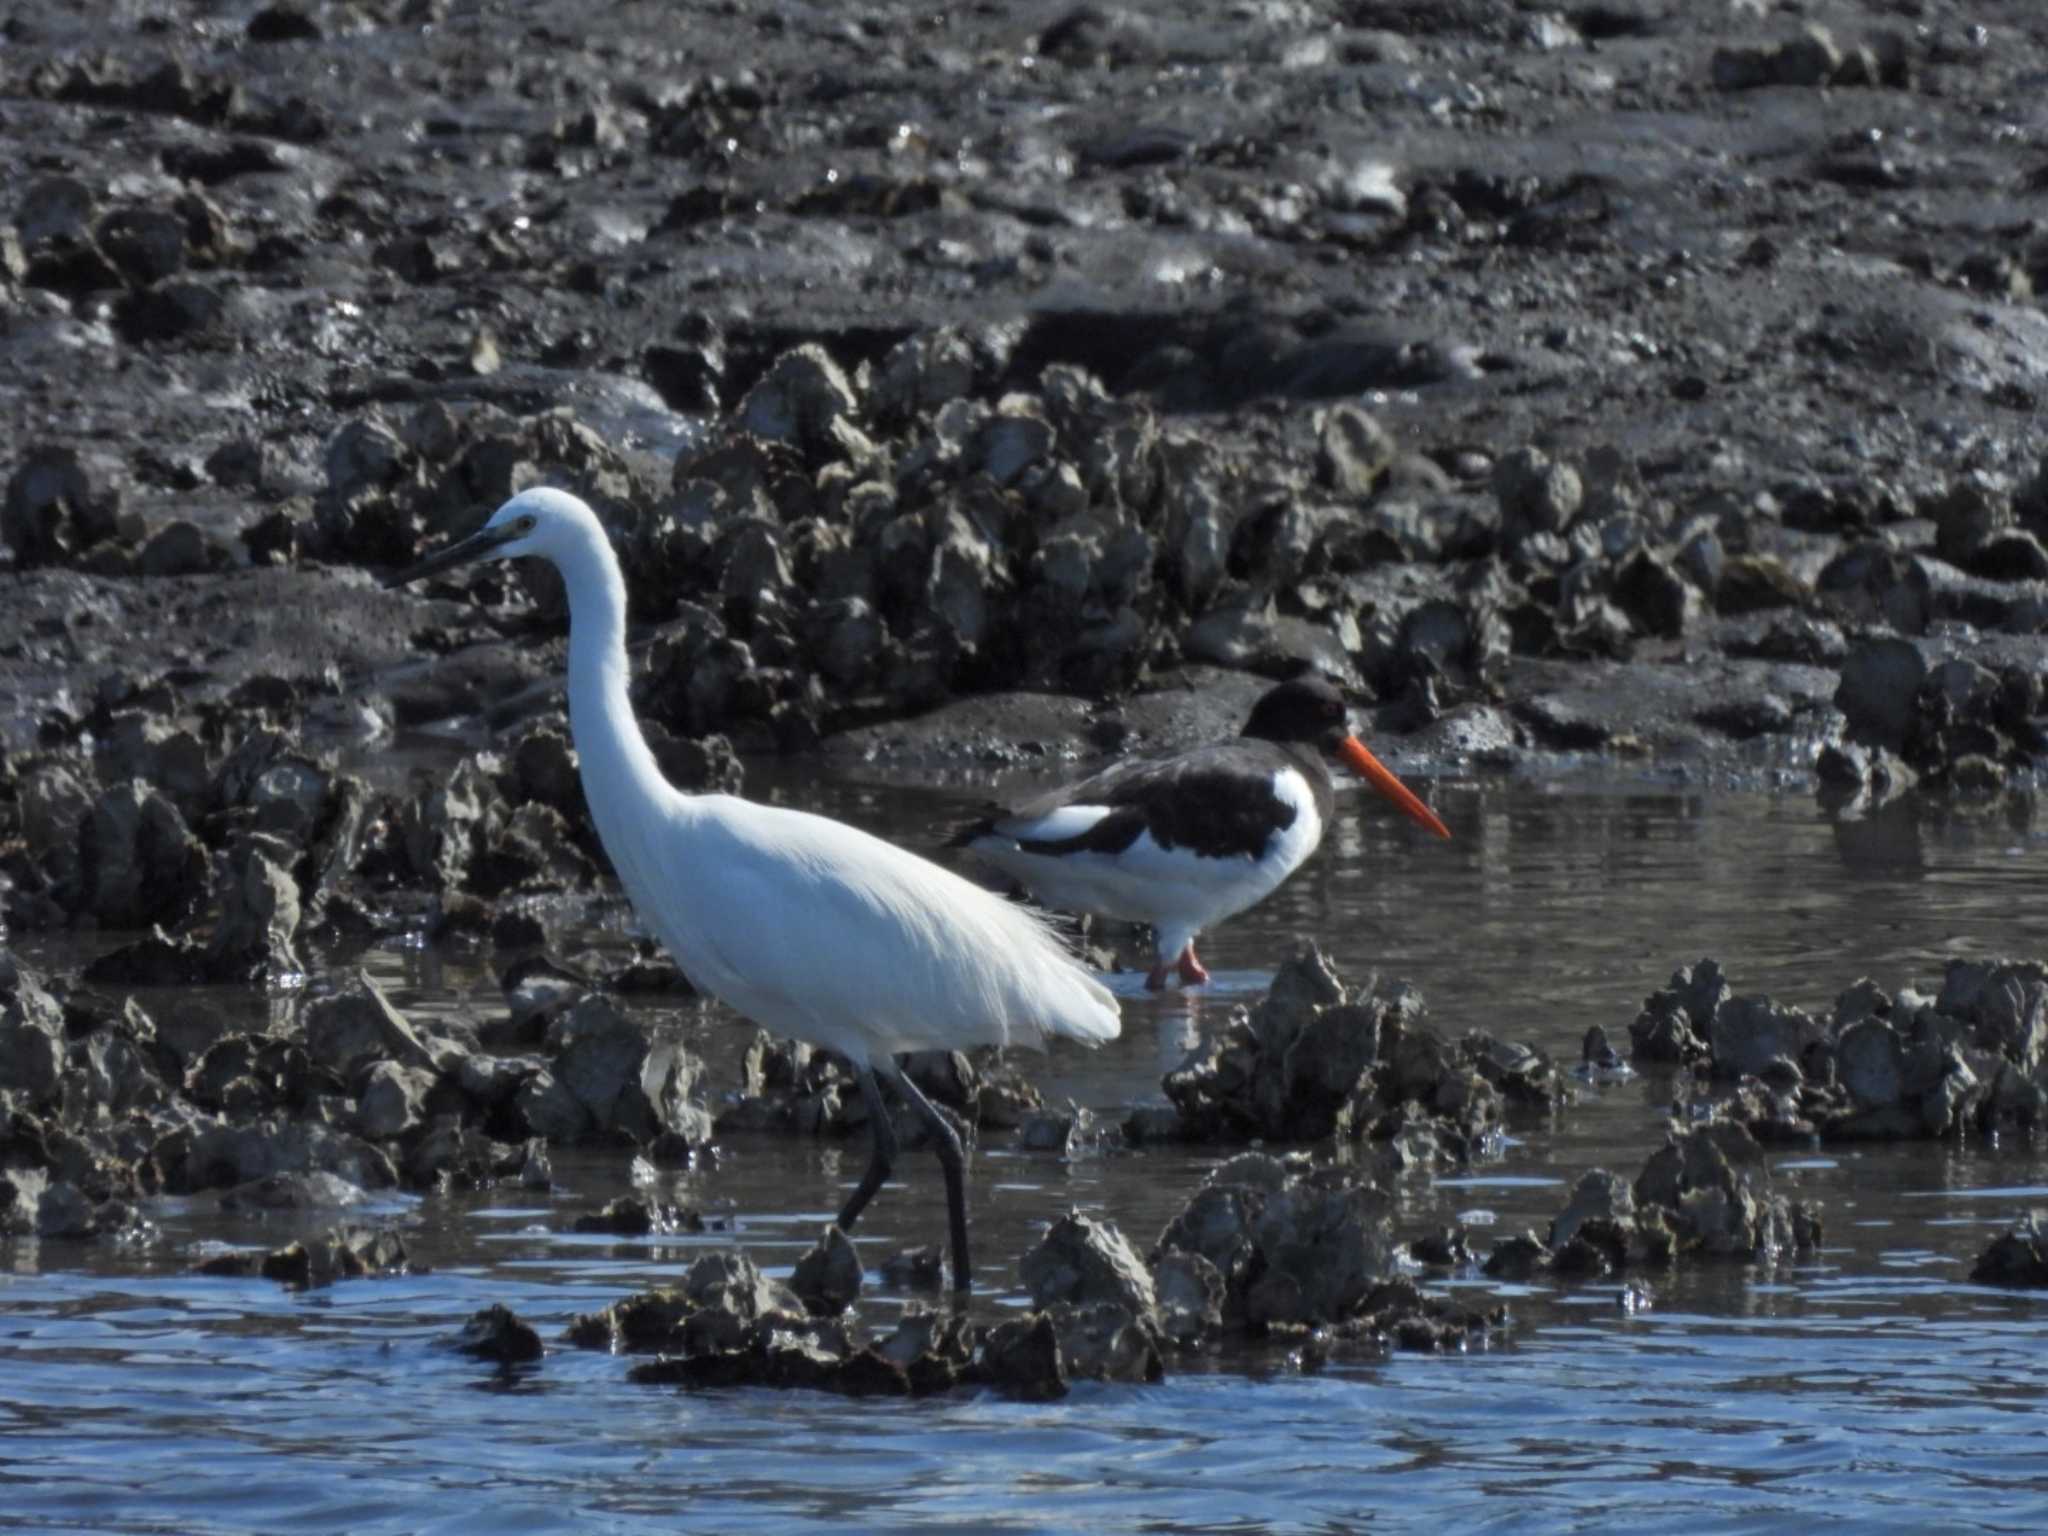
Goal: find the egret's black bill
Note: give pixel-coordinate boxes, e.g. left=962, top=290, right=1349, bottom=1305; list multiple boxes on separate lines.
left=382, top=522, right=521, bottom=588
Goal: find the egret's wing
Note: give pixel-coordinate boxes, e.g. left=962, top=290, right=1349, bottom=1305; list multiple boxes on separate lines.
left=660, top=800, right=1117, bottom=1055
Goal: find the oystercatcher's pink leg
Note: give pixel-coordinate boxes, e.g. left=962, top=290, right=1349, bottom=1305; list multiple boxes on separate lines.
left=1176, top=944, right=1210, bottom=986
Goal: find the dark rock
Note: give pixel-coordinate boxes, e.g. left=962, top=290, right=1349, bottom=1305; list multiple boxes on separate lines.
left=1711, top=995, right=1824, bottom=1083
left=256, top=1224, right=410, bottom=1289
left=4, top=446, right=123, bottom=566
left=1834, top=1017, right=1906, bottom=1112
left=1613, top=549, right=1699, bottom=639
left=1180, top=598, right=1355, bottom=686
left=976, top=1312, right=1067, bottom=1401
left=644, top=330, right=726, bottom=414
left=137, top=520, right=220, bottom=576
left=1633, top=1123, right=1819, bottom=1261
left=1151, top=1248, right=1226, bottom=1342
left=207, top=831, right=305, bottom=983
left=736, top=345, right=861, bottom=461
left=512, top=1069, right=592, bottom=1144
left=1627, top=959, right=1724, bottom=1064
left=0, top=959, right=67, bottom=1108
left=1711, top=26, right=1881, bottom=92
left=80, top=929, right=212, bottom=987
left=1696, top=692, right=1794, bottom=740
left=1815, top=740, right=1900, bottom=795
left=1240, top=1174, right=1398, bottom=1327
left=872, top=1306, right=974, bottom=1395
left=247, top=2, right=322, bottom=41
left=1816, top=544, right=1930, bottom=635
left=1483, top=1231, right=1552, bottom=1279
left=571, top=1196, right=701, bottom=1236
left=1154, top=1154, right=1398, bottom=1331
left=1048, top=1300, right=1165, bottom=1384
left=1932, top=475, right=2014, bottom=569
left=1171, top=950, right=1519, bottom=1155
left=395, top=755, right=502, bottom=894
left=95, top=204, right=191, bottom=286
left=217, top=1171, right=367, bottom=1211
left=790, top=1225, right=864, bottom=1314
left=508, top=723, right=581, bottom=814
left=543, top=995, right=712, bottom=1145
left=1581, top=1024, right=1628, bottom=1076
left=357, top=1060, right=434, bottom=1141
left=306, top=972, right=443, bottom=1078
left=1317, top=403, right=1395, bottom=498
left=1971, top=530, right=2048, bottom=583
left=114, top=280, right=230, bottom=346
left=77, top=781, right=209, bottom=928
left=1493, top=445, right=1582, bottom=549
left=1410, top=1226, right=1476, bottom=1268
left=1715, top=554, right=1808, bottom=615
left=878, top=1245, right=947, bottom=1290
left=566, top=1250, right=804, bottom=1354
left=1836, top=639, right=1928, bottom=750
left=1938, top=958, right=2048, bottom=1069
left=1019, top=1212, right=1156, bottom=1315
left=454, top=1303, right=543, bottom=1364
left=1550, top=1170, right=1635, bottom=1249
left=1016, top=1106, right=1086, bottom=1153
left=1971, top=1214, right=2048, bottom=1287
left=17, top=174, right=97, bottom=252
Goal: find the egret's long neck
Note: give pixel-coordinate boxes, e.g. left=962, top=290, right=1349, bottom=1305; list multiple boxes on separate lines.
left=555, top=534, right=678, bottom=861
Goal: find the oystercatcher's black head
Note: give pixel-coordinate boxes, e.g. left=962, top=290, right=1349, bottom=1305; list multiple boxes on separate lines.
left=1239, top=677, right=1351, bottom=749
left=1242, top=677, right=1452, bottom=840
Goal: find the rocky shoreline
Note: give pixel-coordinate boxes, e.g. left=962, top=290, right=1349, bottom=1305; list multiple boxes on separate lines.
left=12, top=929, right=2048, bottom=1397
left=5, top=0, right=2048, bottom=1395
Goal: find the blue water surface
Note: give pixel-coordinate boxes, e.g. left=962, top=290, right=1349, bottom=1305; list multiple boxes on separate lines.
left=7, top=780, right=2048, bottom=1533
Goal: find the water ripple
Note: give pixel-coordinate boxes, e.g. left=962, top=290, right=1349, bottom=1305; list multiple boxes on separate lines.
left=7, top=785, right=2048, bottom=1531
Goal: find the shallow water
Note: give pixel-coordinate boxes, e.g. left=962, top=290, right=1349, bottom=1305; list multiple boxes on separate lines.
left=8, top=774, right=2048, bottom=1533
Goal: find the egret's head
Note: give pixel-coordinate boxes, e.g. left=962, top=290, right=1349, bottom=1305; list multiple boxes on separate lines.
left=382, top=487, right=598, bottom=587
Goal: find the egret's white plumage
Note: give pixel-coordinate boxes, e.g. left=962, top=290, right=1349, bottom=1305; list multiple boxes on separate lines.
left=387, top=486, right=1118, bottom=1289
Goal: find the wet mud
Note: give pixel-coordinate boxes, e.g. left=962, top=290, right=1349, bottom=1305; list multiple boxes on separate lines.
left=1, top=1, right=2045, bottom=797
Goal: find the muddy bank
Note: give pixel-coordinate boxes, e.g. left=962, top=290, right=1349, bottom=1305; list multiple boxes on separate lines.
left=0, top=0, right=2043, bottom=809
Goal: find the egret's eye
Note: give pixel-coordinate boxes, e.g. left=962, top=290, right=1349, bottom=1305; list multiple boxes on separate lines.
left=517, top=515, right=537, bottom=534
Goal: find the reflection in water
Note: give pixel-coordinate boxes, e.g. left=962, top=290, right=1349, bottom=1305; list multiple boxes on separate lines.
left=1140, top=986, right=1250, bottom=1078
left=7, top=779, right=2048, bottom=1531
left=1827, top=792, right=1928, bottom=874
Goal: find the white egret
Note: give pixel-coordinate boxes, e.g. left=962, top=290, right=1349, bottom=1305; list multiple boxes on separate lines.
left=386, top=487, right=1121, bottom=1291
left=954, top=676, right=1451, bottom=988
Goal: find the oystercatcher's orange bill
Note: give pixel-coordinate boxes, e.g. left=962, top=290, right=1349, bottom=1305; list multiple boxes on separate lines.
left=1337, top=736, right=1452, bottom=840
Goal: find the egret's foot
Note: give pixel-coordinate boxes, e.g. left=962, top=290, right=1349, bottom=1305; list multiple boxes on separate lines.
left=1144, top=962, right=1170, bottom=990
left=1175, top=945, right=1211, bottom=986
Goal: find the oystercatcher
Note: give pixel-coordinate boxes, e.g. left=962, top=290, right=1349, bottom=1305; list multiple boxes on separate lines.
left=953, top=676, right=1450, bottom=988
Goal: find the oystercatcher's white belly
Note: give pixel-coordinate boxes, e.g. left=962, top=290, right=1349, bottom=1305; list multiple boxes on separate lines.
left=970, top=768, right=1323, bottom=931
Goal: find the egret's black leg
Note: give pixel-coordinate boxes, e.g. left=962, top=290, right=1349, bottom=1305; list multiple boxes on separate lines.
left=889, top=1063, right=971, bottom=1292
left=835, top=1066, right=897, bottom=1233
